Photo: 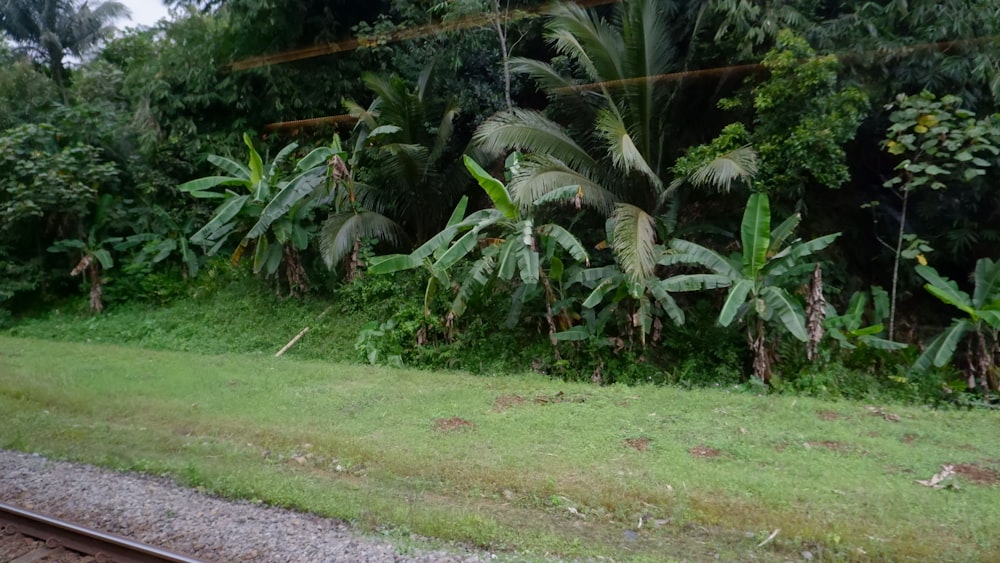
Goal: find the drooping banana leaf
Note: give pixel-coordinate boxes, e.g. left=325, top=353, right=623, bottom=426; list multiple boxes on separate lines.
left=972, top=258, right=1000, bottom=309
left=245, top=168, right=326, bottom=240
left=660, top=274, right=733, bottom=292
left=206, top=155, right=251, bottom=182
left=915, top=265, right=974, bottom=315
left=178, top=176, right=246, bottom=194
left=718, top=278, right=754, bottom=327
left=760, top=286, right=808, bottom=341
left=536, top=223, right=589, bottom=264
left=663, top=239, right=741, bottom=279
left=190, top=195, right=249, bottom=245
left=912, top=319, right=971, bottom=372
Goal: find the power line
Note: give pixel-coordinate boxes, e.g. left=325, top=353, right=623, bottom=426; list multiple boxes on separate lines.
left=231, top=0, right=622, bottom=71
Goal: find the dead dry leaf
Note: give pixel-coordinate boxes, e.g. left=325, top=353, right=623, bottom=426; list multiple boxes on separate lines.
left=916, top=464, right=958, bottom=489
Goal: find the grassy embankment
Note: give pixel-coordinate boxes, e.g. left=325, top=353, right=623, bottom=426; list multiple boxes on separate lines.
left=2, top=335, right=999, bottom=562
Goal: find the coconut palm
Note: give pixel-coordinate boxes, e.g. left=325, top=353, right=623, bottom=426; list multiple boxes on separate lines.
left=0, top=0, right=130, bottom=92
left=473, top=0, right=758, bottom=286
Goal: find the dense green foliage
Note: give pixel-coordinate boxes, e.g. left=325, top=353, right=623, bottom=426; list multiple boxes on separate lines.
left=3, top=0, right=1000, bottom=404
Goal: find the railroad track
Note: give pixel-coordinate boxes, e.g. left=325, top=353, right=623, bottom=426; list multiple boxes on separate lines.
left=0, top=502, right=203, bottom=563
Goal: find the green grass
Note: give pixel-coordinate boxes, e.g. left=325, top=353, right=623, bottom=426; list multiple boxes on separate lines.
left=6, top=271, right=366, bottom=363
left=2, top=337, right=998, bottom=561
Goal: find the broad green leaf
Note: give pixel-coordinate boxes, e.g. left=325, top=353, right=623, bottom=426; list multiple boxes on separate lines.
left=647, top=282, right=685, bottom=325
left=518, top=248, right=540, bottom=285
left=761, top=286, right=807, bottom=341
left=850, top=324, right=883, bottom=337
left=764, top=233, right=841, bottom=277
left=583, top=278, right=620, bottom=308
left=207, top=155, right=251, bottom=182
left=553, top=326, right=592, bottom=341
left=244, top=133, right=265, bottom=185
left=741, top=192, right=771, bottom=277
left=664, top=239, right=740, bottom=278
left=718, top=279, right=754, bottom=326
left=912, top=320, right=970, bottom=372
left=857, top=335, right=908, bottom=351
left=445, top=196, right=469, bottom=228
left=660, top=274, right=732, bottom=292
left=245, top=168, right=325, bottom=239
left=48, top=239, right=86, bottom=252
left=979, top=310, right=1000, bottom=329
left=187, top=190, right=227, bottom=199
left=549, top=256, right=564, bottom=283
left=915, top=265, right=973, bottom=314
left=464, top=155, right=518, bottom=220
left=844, top=291, right=868, bottom=328
left=367, top=254, right=419, bottom=274
left=92, top=249, right=114, bottom=269
left=267, top=142, right=299, bottom=179
left=433, top=227, right=481, bottom=272
left=296, top=146, right=340, bottom=171
left=536, top=223, right=588, bottom=264
left=411, top=226, right=461, bottom=262
left=178, top=176, right=245, bottom=193
left=768, top=213, right=801, bottom=254
left=972, top=258, right=1000, bottom=309
left=871, top=286, right=890, bottom=322
left=496, top=240, right=518, bottom=281
left=567, top=266, right=621, bottom=287
left=190, top=195, right=250, bottom=245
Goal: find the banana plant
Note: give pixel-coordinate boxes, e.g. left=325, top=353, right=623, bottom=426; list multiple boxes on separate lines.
left=825, top=287, right=906, bottom=351
left=912, top=259, right=1000, bottom=392
left=663, top=192, right=840, bottom=382
left=47, top=194, right=122, bottom=313
left=368, top=155, right=589, bottom=346
left=178, top=133, right=342, bottom=295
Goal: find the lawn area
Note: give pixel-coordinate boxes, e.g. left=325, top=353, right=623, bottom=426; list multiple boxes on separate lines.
left=1, top=336, right=998, bottom=561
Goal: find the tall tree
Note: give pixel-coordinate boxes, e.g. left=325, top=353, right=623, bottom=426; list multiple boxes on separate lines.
left=0, top=0, right=129, bottom=93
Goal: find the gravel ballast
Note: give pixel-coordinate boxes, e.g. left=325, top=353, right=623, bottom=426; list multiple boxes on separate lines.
left=0, top=449, right=498, bottom=562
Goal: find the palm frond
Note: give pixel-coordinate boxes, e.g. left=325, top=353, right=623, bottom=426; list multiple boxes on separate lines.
left=509, top=155, right=617, bottom=214
left=319, top=211, right=408, bottom=269
left=595, top=107, right=662, bottom=190
left=473, top=109, right=597, bottom=173
left=546, top=2, right=625, bottom=85
left=611, top=203, right=657, bottom=288
left=687, top=146, right=758, bottom=193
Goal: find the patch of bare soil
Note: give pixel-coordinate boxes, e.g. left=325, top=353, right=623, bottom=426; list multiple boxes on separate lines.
left=689, top=445, right=721, bottom=458
left=866, top=406, right=901, bottom=422
left=901, top=434, right=917, bottom=444
left=432, top=417, right=475, bottom=432
left=492, top=394, right=525, bottom=412
left=624, top=438, right=650, bottom=452
left=533, top=391, right=586, bottom=404
left=805, top=440, right=850, bottom=452
left=817, top=410, right=843, bottom=421
left=951, top=463, right=999, bottom=485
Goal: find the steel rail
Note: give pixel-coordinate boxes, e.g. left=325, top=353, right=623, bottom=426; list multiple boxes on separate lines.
left=0, top=502, right=204, bottom=563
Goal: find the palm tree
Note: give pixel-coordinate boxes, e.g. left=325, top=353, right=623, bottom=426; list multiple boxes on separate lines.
left=0, top=0, right=130, bottom=93
left=320, top=64, right=462, bottom=276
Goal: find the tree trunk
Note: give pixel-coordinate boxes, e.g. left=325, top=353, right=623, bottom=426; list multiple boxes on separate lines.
left=88, top=263, right=104, bottom=314
left=750, top=317, right=771, bottom=383
left=492, top=0, right=513, bottom=111
left=805, top=264, right=826, bottom=362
